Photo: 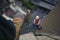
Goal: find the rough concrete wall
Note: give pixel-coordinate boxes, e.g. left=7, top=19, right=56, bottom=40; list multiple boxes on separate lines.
left=42, top=2, right=60, bottom=35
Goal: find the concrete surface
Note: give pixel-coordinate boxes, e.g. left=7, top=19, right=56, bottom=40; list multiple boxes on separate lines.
left=19, top=33, right=37, bottom=40
left=19, top=32, right=60, bottom=40
left=36, top=36, right=54, bottom=40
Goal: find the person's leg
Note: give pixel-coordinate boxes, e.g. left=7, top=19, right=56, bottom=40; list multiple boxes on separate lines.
left=32, top=25, right=38, bottom=35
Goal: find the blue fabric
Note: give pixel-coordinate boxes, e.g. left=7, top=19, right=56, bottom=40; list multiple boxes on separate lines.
left=0, top=15, right=16, bottom=40
left=32, top=24, right=39, bottom=31
left=27, top=23, right=39, bottom=32
left=8, top=20, right=16, bottom=37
